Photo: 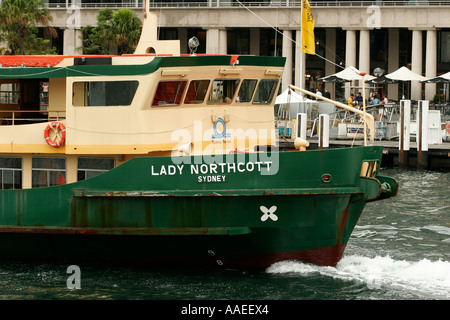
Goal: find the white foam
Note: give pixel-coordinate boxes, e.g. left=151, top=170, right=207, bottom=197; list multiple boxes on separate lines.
left=266, top=255, right=450, bottom=299
left=422, top=225, right=450, bottom=236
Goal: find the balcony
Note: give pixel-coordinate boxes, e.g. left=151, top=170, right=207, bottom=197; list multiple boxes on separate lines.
left=45, top=0, right=450, bottom=9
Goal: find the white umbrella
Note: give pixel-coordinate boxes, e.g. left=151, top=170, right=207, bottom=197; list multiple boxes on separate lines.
left=421, top=71, right=450, bottom=83
left=319, top=66, right=375, bottom=82
left=385, top=66, right=428, bottom=81
left=275, top=88, right=315, bottom=104
left=385, top=66, right=429, bottom=99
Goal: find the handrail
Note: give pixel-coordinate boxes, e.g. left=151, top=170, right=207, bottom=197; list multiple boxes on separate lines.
left=45, top=1, right=450, bottom=8
left=288, top=85, right=375, bottom=144
left=0, top=110, right=66, bottom=125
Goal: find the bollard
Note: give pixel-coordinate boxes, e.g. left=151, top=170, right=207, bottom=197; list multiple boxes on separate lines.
left=318, top=114, right=329, bottom=148
left=417, top=100, right=429, bottom=170
left=296, top=113, right=307, bottom=140
left=399, top=100, right=410, bottom=168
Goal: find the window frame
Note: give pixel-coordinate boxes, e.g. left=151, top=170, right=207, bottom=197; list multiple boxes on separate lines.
left=152, top=80, right=188, bottom=107
left=31, top=157, right=67, bottom=188
left=236, top=79, right=258, bottom=103
left=0, top=156, right=22, bottom=190
left=207, top=79, right=240, bottom=105
left=183, top=79, right=211, bottom=105
left=72, top=80, right=139, bottom=107
left=252, top=79, right=279, bottom=105
left=77, top=157, right=115, bottom=181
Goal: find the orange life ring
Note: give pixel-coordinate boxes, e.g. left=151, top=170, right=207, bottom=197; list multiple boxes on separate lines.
left=44, top=122, right=66, bottom=148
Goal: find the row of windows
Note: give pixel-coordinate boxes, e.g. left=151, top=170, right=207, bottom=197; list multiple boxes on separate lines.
left=0, top=157, right=115, bottom=190
left=71, top=78, right=279, bottom=108
left=152, top=78, right=279, bottom=107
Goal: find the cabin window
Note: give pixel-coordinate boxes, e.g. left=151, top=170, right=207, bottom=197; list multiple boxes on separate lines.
left=0, top=157, right=22, bottom=189
left=360, top=161, right=378, bottom=178
left=253, top=79, right=279, bottom=105
left=152, top=80, right=187, bottom=106
left=32, top=157, right=66, bottom=188
left=0, top=83, right=20, bottom=104
left=236, top=79, right=257, bottom=103
left=184, top=80, right=210, bottom=104
left=73, top=81, right=139, bottom=106
left=77, top=157, right=115, bottom=181
left=208, top=79, right=239, bottom=104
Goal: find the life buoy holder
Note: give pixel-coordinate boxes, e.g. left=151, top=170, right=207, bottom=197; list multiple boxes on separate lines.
left=44, top=122, right=66, bottom=148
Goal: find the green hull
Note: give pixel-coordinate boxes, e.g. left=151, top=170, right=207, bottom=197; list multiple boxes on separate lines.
left=0, top=146, right=397, bottom=268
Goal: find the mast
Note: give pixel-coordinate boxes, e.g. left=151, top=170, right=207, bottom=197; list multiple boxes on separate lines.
left=300, top=0, right=303, bottom=91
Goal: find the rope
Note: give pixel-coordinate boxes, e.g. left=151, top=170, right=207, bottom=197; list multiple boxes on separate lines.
left=234, top=0, right=347, bottom=71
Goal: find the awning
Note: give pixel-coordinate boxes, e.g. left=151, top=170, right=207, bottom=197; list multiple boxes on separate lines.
left=385, top=66, right=428, bottom=82
left=421, top=71, right=450, bottom=83
left=319, top=66, right=375, bottom=82
left=275, top=88, right=315, bottom=104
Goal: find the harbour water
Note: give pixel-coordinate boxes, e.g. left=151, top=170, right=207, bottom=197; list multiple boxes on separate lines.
left=0, top=168, right=448, bottom=304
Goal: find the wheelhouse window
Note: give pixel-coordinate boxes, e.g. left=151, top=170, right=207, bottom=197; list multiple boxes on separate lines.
left=184, top=80, right=210, bottom=104
left=32, top=157, right=66, bottom=188
left=0, top=82, right=20, bottom=104
left=236, top=79, right=257, bottom=103
left=0, top=157, right=22, bottom=189
left=152, top=80, right=187, bottom=106
left=253, top=79, right=279, bottom=105
left=77, top=157, right=115, bottom=181
left=73, top=81, right=139, bottom=106
left=208, top=79, right=239, bottom=104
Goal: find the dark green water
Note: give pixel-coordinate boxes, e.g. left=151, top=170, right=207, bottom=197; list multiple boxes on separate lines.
left=0, top=169, right=449, bottom=303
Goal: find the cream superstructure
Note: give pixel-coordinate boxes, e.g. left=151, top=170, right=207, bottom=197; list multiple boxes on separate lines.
left=0, top=4, right=283, bottom=189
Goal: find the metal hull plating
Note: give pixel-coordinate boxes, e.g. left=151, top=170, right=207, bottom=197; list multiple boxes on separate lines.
left=0, top=146, right=397, bottom=268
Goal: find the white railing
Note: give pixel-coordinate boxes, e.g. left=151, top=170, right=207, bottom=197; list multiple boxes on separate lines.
left=45, top=1, right=450, bottom=9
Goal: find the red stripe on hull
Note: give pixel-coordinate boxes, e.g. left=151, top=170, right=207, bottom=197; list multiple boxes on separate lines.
left=218, top=244, right=347, bottom=269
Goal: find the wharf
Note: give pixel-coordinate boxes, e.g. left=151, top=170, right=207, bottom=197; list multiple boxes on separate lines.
left=278, top=138, right=450, bottom=171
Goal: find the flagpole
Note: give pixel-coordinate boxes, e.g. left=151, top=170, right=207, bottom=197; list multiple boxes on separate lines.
left=300, top=0, right=303, bottom=91
left=361, top=72, right=367, bottom=146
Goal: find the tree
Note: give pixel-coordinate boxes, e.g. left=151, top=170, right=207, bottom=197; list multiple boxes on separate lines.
left=111, top=9, right=142, bottom=55
left=81, top=8, right=142, bottom=55
left=0, top=0, right=57, bottom=55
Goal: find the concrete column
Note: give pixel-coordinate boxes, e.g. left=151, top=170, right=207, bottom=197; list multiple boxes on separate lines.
left=206, top=28, right=227, bottom=54
left=325, top=28, right=336, bottom=99
left=425, top=29, right=437, bottom=100
left=388, top=28, right=399, bottom=101
left=250, top=28, right=260, bottom=56
left=345, top=29, right=357, bottom=99
left=295, top=30, right=305, bottom=91
left=359, top=29, right=370, bottom=99
left=282, top=29, right=293, bottom=91
left=75, top=29, right=83, bottom=54
left=178, top=28, right=188, bottom=54
left=63, top=28, right=75, bottom=55
left=345, top=30, right=357, bottom=67
left=411, top=29, right=423, bottom=100
left=359, top=29, right=370, bottom=74
left=218, top=29, right=227, bottom=54
left=63, top=28, right=82, bottom=55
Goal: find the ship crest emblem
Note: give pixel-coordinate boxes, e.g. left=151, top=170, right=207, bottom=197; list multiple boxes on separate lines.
left=260, top=206, right=278, bottom=222
left=212, top=117, right=230, bottom=139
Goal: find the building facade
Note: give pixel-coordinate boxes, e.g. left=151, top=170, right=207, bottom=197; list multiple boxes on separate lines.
left=39, top=0, right=450, bottom=101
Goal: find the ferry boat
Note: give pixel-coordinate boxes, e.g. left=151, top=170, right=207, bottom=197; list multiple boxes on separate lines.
left=0, top=4, right=397, bottom=268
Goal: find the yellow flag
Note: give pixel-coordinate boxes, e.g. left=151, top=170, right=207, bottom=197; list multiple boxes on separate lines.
left=302, top=0, right=315, bottom=55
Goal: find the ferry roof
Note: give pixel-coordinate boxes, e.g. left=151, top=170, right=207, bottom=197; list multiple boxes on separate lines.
left=0, top=55, right=285, bottom=79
